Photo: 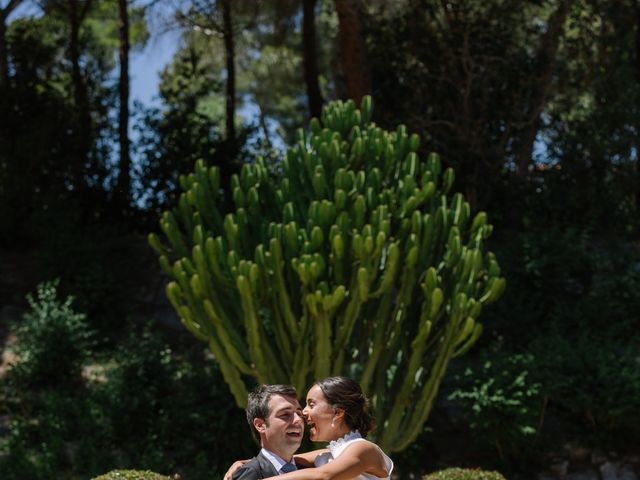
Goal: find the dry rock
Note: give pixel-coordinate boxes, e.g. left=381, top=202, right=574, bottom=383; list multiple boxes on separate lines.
left=567, top=445, right=592, bottom=463
left=592, top=451, right=608, bottom=466
left=550, top=460, right=569, bottom=478
left=567, top=471, right=599, bottom=480
left=600, top=461, right=638, bottom=480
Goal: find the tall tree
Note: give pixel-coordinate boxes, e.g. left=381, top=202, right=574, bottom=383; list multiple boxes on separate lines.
left=66, top=0, right=94, bottom=182
left=302, top=0, right=323, bottom=119
left=513, top=0, right=574, bottom=176
left=116, top=0, right=130, bottom=208
left=334, top=0, right=370, bottom=103
left=0, top=0, right=22, bottom=86
left=221, top=0, right=235, bottom=151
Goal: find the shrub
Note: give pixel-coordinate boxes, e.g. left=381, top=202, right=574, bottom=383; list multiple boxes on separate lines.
left=447, top=344, right=543, bottom=460
left=9, top=280, right=95, bottom=388
left=423, top=468, right=506, bottom=480
left=31, top=199, right=151, bottom=334
left=530, top=326, right=640, bottom=449
left=91, top=325, right=253, bottom=479
left=92, top=470, right=180, bottom=480
left=1, top=307, right=253, bottom=479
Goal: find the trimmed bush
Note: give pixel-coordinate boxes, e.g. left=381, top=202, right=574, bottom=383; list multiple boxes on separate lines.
left=92, top=470, right=179, bottom=480
left=424, top=467, right=506, bottom=480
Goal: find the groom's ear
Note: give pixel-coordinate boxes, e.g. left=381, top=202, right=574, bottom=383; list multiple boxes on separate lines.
left=253, top=417, right=267, bottom=433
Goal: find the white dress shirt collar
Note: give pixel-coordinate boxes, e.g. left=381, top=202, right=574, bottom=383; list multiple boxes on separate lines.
left=260, top=448, right=297, bottom=474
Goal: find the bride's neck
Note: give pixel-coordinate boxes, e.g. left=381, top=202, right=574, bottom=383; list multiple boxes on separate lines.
left=331, top=424, right=352, bottom=440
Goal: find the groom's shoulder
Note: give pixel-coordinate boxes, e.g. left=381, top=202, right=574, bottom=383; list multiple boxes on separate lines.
left=231, top=455, right=270, bottom=480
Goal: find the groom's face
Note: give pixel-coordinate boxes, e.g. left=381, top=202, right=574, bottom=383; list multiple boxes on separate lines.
left=254, top=394, right=304, bottom=460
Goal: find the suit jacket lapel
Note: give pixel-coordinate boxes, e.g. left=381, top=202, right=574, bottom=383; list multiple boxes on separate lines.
left=257, top=451, right=280, bottom=477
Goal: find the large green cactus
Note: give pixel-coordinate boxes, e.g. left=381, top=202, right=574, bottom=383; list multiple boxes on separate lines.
left=149, top=97, right=505, bottom=452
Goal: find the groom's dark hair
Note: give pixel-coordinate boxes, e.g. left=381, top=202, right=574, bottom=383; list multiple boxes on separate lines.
left=246, top=384, right=298, bottom=438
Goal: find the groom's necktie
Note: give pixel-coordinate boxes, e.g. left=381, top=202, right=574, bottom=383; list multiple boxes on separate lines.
left=280, top=463, right=297, bottom=474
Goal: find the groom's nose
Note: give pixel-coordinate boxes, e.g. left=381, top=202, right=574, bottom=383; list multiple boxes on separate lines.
left=293, top=411, right=304, bottom=425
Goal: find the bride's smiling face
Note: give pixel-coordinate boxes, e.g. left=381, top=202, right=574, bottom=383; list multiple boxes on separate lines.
left=303, top=384, right=339, bottom=442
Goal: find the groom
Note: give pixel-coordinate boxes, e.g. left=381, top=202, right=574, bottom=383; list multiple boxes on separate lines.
left=231, top=384, right=305, bottom=479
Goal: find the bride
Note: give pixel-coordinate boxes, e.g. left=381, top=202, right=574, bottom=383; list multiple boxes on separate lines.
left=226, top=376, right=393, bottom=480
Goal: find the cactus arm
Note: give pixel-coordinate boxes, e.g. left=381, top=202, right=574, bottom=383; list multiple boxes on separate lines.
left=309, top=293, right=332, bottom=379
left=452, top=323, right=483, bottom=358
left=385, top=293, right=469, bottom=451
left=237, top=275, right=274, bottom=383
left=291, top=300, right=313, bottom=393
left=360, top=289, right=394, bottom=395
left=269, top=238, right=299, bottom=338
left=161, top=212, right=190, bottom=259
left=380, top=308, right=434, bottom=445
left=269, top=301, right=295, bottom=371
left=204, top=237, right=234, bottom=288
left=202, top=299, right=252, bottom=374
left=391, top=324, right=460, bottom=452
left=176, top=304, right=209, bottom=342
left=207, top=337, right=249, bottom=408
left=193, top=246, right=250, bottom=364
left=333, top=259, right=374, bottom=358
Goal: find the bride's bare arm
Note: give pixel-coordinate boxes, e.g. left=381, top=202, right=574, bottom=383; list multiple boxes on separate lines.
left=265, top=442, right=388, bottom=480
left=293, top=448, right=329, bottom=467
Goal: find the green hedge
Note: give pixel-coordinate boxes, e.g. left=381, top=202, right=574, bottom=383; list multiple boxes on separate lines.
left=424, top=468, right=506, bottom=480
left=92, top=470, right=180, bottom=480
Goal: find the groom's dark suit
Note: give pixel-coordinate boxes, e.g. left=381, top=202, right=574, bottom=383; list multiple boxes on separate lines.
left=231, top=451, right=301, bottom=479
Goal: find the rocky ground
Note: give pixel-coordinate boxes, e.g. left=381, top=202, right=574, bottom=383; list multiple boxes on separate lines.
left=537, top=445, right=640, bottom=480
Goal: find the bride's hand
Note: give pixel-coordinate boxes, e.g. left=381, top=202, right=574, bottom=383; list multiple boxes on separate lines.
left=223, top=459, right=249, bottom=480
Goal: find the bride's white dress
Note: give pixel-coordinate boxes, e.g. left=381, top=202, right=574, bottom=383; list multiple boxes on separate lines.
left=313, top=431, right=394, bottom=480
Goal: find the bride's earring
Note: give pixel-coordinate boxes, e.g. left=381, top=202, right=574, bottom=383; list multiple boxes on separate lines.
left=331, top=418, right=335, bottom=428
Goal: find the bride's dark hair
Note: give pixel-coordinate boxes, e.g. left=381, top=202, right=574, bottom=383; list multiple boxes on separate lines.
left=315, top=376, right=375, bottom=437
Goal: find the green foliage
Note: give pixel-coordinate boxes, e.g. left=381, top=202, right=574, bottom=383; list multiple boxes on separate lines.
left=0, top=5, right=146, bottom=249
left=447, top=346, right=543, bottom=460
left=95, top=326, right=254, bottom=477
left=530, top=326, right=640, bottom=449
left=92, top=471, right=179, bottom=480
left=32, top=206, right=148, bottom=332
left=423, top=468, right=506, bottom=480
left=366, top=0, right=551, bottom=204
left=151, top=97, right=505, bottom=452
left=9, top=280, right=95, bottom=389
left=0, top=319, right=253, bottom=480
left=0, top=16, right=77, bottom=248
left=473, top=226, right=640, bottom=453
left=0, top=387, right=101, bottom=479
left=134, top=30, right=231, bottom=210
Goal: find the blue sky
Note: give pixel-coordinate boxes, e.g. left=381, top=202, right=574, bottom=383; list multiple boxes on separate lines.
left=8, top=0, right=180, bottom=109
left=130, top=28, right=181, bottom=107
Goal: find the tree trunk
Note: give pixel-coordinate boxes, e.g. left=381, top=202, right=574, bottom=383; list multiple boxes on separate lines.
left=334, top=0, right=371, bottom=105
left=514, top=0, right=573, bottom=176
left=303, top=0, right=323, bottom=119
left=117, top=0, right=130, bottom=208
left=67, top=0, right=93, bottom=183
left=0, top=0, right=24, bottom=87
left=0, top=19, right=6, bottom=87
left=221, top=0, right=236, bottom=149
left=634, top=0, right=640, bottom=212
